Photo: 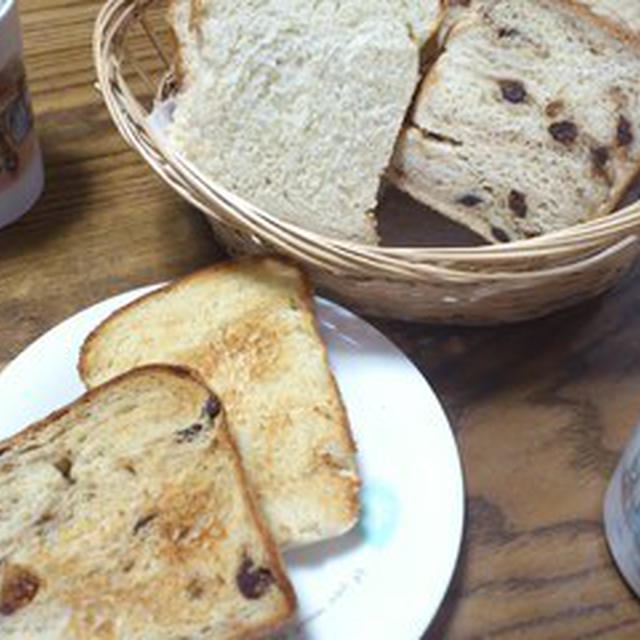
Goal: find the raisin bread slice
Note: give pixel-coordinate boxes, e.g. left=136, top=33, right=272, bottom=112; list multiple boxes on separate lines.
left=390, top=0, right=640, bottom=243
left=166, top=0, right=444, bottom=244
left=79, top=257, right=360, bottom=549
left=0, top=366, right=296, bottom=639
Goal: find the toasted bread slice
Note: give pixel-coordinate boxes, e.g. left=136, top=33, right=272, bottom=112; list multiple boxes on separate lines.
left=79, top=257, right=360, bottom=548
left=0, top=365, right=296, bottom=639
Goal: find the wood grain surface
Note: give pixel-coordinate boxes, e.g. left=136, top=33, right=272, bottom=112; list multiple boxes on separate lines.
left=2, top=0, right=640, bottom=637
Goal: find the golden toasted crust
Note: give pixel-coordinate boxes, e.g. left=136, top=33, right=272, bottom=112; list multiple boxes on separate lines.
left=298, top=272, right=360, bottom=521
left=0, top=365, right=201, bottom=451
left=78, top=258, right=296, bottom=382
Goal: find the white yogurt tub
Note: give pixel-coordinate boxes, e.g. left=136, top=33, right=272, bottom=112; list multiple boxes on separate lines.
left=0, top=0, right=44, bottom=229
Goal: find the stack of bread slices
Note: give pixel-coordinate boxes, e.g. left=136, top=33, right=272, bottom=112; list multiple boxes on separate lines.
left=166, top=0, right=640, bottom=244
left=0, top=257, right=360, bottom=638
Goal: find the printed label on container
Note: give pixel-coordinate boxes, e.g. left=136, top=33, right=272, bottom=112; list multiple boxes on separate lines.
left=0, top=55, right=35, bottom=193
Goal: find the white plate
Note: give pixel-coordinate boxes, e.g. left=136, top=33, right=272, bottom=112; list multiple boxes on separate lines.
left=0, top=287, right=464, bottom=639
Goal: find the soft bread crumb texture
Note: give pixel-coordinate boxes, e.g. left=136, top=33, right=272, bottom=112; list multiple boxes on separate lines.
left=0, top=366, right=295, bottom=639
left=391, top=0, right=640, bottom=242
left=167, top=0, right=444, bottom=243
left=79, top=258, right=360, bottom=549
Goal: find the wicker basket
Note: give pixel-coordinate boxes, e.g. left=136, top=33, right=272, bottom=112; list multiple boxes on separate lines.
left=93, top=0, right=640, bottom=324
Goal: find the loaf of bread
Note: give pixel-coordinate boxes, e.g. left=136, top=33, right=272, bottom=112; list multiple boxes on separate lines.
left=0, top=365, right=296, bottom=639
left=390, top=0, right=640, bottom=242
left=79, top=257, right=360, bottom=549
left=167, top=0, right=443, bottom=243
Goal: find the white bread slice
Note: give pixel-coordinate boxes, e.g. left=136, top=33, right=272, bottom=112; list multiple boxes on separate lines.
left=166, top=0, right=443, bottom=244
left=79, top=257, right=360, bottom=549
left=390, top=0, right=640, bottom=242
left=0, top=365, right=296, bottom=639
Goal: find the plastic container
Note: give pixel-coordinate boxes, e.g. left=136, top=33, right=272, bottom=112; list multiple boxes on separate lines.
left=0, top=0, right=44, bottom=230
left=604, top=422, right=640, bottom=595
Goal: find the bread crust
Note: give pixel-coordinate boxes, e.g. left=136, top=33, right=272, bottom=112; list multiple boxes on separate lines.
left=296, top=264, right=361, bottom=524
left=166, top=0, right=188, bottom=87
left=0, top=364, right=201, bottom=450
left=77, top=258, right=274, bottom=382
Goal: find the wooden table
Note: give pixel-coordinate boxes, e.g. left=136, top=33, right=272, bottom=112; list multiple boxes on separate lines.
left=3, top=0, right=640, bottom=637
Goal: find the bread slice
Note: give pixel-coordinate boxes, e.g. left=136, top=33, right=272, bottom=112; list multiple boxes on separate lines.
left=79, top=257, right=360, bottom=549
left=166, top=0, right=444, bottom=244
left=390, top=0, right=640, bottom=242
left=0, top=365, right=296, bottom=639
